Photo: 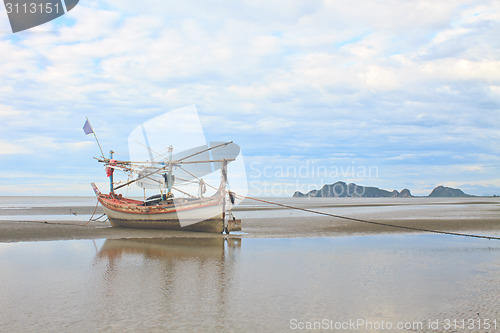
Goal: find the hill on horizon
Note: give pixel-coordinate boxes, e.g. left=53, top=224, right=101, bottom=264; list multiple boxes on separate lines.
left=292, top=181, right=412, bottom=198
left=292, top=182, right=471, bottom=198
left=428, top=185, right=471, bottom=197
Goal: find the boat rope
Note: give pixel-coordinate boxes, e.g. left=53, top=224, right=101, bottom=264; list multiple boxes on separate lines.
left=88, top=213, right=108, bottom=223
left=81, top=200, right=108, bottom=225
left=150, top=171, right=499, bottom=241
left=83, top=199, right=101, bottom=226
left=233, top=194, right=500, bottom=241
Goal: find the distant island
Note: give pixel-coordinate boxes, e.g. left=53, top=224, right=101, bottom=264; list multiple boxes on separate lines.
left=292, top=182, right=472, bottom=198
left=428, top=185, right=471, bottom=197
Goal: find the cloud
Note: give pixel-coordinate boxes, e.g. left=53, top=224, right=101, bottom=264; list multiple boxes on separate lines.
left=0, top=141, right=27, bottom=155
left=0, top=0, right=499, bottom=196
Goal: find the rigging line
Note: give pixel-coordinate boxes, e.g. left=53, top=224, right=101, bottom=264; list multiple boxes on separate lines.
left=118, top=173, right=164, bottom=186
left=141, top=125, right=155, bottom=162
left=125, top=174, right=130, bottom=196
left=172, top=186, right=198, bottom=199
left=176, top=159, right=235, bottom=164
left=177, top=141, right=233, bottom=162
left=176, top=164, right=219, bottom=191
left=112, top=146, right=233, bottom=191
left=113, top=164, right=167, bottom=190
left=174, top=176, right=197, bottom=183
left=134, top=140, right=170, bottom=162
left=97, top=157, right=234, bottom=165
left=176, top=164, right=204, bottom=183
left=233, top=194, right=500, bottom=241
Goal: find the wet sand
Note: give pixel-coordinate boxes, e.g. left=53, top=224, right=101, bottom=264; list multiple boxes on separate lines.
left=0, top=197, right=499, bottom=242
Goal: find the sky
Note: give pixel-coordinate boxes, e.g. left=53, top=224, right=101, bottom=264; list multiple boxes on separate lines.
left=0, top=0, right=499, bottom=197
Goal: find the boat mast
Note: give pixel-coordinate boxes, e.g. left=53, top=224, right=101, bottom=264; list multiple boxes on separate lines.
left=221, top=160, right=228, bottom=233
left=109, top=150, right=114, bottom=194
left=167, top=146, right=173, bottom=196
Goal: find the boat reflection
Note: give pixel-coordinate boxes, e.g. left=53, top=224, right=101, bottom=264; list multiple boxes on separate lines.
left=97, top=237, right=241, bottom=260
left=93, top=237, right=242, bottom=330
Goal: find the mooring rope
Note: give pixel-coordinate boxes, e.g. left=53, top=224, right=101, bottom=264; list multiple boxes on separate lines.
left=81, top=200, right=108, bottom=225
left=78, top=185, right=499, bottom=241
left=234, top=194, right=500, bottom=241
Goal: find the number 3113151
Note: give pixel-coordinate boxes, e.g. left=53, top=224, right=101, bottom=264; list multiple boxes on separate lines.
left=5, top=2, right=61, bottom=14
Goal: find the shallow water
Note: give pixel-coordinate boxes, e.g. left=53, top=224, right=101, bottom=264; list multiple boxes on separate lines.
left=0, top=235, right=499, bottom=332
left=0, top=196, right=97, bottom=208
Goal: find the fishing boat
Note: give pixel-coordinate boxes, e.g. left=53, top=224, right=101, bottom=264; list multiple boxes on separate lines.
left=85, top=106, right=244, bottom=234
left=90, top=156, right=240, bottom=233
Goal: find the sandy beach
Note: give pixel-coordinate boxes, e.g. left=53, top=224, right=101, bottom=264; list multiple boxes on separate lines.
left=1, top=197, right=499, bottom=242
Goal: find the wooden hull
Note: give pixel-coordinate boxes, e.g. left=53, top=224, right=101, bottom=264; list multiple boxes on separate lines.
left=98, top=194, right=225, bottom=233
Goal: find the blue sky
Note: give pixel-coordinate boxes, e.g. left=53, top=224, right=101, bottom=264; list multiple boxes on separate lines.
left=0, top=0, right=499, bottom=196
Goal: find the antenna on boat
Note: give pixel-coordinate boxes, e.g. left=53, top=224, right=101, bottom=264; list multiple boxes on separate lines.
left=83, top=117, right=105, bottom=158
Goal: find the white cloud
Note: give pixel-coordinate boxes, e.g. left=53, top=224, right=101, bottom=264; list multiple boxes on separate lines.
left=0, top=136, right=93, bottom=156
left=0, top=0, right=499, bottom=195
left=0, top=141, right=27, bottom=155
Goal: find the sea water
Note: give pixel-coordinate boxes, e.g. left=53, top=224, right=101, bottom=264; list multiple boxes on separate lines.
left=0, top=235, right=499, bottom=332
